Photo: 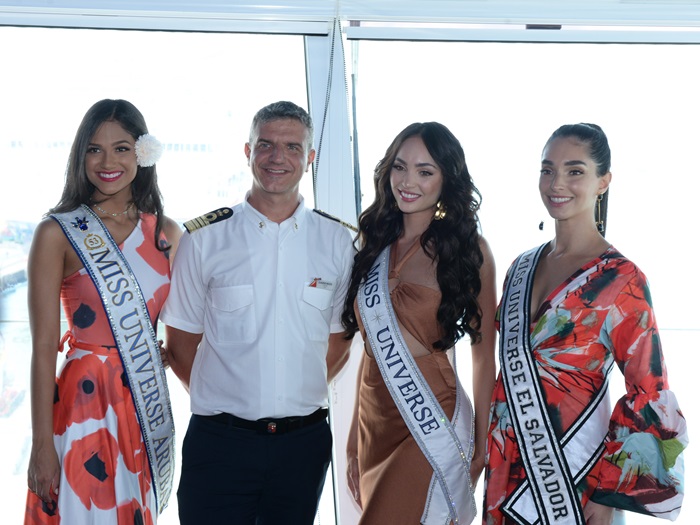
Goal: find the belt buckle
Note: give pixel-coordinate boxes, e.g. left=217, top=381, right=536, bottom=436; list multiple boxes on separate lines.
left=266, top=421, right=277, bottom=434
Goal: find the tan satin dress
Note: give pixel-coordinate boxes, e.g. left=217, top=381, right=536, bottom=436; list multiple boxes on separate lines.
left=355, top=241, right=458, bottom=524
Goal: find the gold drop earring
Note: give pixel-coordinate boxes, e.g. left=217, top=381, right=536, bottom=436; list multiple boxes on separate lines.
left=595, top=194, right=605, bottom=234
left=433, top=201, right=446, bottom=220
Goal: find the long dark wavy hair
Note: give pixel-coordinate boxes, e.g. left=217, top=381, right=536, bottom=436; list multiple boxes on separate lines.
left=49, top=99, right=168, bottom=251
left=341, top=122, right=484, bottom=349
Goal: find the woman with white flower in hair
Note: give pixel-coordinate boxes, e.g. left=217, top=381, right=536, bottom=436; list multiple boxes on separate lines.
left=25, top=99, right=181, bottom=524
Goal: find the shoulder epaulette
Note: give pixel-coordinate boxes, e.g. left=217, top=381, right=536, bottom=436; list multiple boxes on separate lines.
left=183, top=207, right=234, bottom=233
left=313, top=209, right=358, bottom=232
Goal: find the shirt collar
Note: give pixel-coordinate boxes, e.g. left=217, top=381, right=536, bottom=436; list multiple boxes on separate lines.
left=242, top=192, right=308, bottom=233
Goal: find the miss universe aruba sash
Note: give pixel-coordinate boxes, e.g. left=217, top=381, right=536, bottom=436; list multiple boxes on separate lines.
left=52, top=205, right=175, bottom=514
left=499, top=244, right=613, bottom=525
left=358, top=246, right=476, bottom=525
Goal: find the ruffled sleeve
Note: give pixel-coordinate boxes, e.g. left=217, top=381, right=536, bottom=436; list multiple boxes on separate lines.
left=591, top=267, right=688, bottom=520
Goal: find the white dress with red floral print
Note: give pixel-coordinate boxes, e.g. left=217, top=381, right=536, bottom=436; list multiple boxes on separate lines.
left=25, top=214, right=171, bottom=525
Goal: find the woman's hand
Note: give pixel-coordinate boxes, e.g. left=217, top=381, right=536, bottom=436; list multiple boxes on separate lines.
left=583, top=500, right=614, bottom=525
left=27, top=440, right=60, bottom=504
left=346, top=452, right=362, bottom=508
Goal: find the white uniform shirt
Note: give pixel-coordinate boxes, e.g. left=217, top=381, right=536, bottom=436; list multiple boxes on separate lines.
left=160, top=197, right=354, bottom=420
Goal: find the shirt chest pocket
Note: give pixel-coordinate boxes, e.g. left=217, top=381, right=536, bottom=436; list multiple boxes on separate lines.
left=209, top=285, right=257, bottom=344
left=301, top=285, right=334, bottom=342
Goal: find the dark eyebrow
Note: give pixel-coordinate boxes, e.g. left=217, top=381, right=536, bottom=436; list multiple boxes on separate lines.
left=256, top=137, right=304, bottom=149
left=394, top=155, right=438, bottom=169
left=541, top=159, right=588, bottom=166
left=88, top=139, right=132, bottom=147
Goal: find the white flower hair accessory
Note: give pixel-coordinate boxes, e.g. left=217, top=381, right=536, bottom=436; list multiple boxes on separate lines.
left=134, top=134, right=163, bottom=167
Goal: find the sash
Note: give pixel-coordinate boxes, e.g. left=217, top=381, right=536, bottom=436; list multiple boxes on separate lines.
left=499, top=244, right=613, bottom=525
left=52, top=205, right=175, bottom=514
left=358, top=246, right=476, bottom=525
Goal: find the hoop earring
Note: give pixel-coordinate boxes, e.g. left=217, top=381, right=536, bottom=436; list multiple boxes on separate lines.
left=595, top=194, right=605, bottom=234
left=434, top=201, right=446, bottom=220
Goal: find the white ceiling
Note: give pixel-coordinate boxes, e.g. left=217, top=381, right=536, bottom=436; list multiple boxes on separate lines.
left=1, top=1, right=700, bottom=41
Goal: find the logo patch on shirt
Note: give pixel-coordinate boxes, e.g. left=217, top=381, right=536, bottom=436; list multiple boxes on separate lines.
left=308, top=277, right=334, bottom=291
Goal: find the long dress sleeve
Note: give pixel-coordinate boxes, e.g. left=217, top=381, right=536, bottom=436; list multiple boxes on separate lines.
left=591, top=267, right=688, bottom=521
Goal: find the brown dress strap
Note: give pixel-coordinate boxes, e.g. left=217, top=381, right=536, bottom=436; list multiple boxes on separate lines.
left=389, top=239, right=422, bottom=279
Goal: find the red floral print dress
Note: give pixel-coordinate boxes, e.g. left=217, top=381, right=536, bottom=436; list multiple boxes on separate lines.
left=483, top=246, right=687, bottom=524
left=25, top=214, right=171, bottom=525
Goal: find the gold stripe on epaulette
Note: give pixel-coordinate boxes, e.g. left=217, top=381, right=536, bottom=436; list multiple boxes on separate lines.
left=184, top=207, right=234, bottom=233
left=313, top=209, right=358, bottom=232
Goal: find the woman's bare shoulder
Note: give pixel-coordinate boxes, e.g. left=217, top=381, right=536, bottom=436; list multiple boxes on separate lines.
left=32, top=217, right=66, bottom=243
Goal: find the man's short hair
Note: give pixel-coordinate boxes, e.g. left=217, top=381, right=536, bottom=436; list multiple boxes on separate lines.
left=249, top=101, right=314, bottom=150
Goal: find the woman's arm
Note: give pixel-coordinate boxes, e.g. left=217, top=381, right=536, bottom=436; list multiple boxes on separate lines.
left=26, top=220, right=69, bottom=503
left=162, top=215, right=183, bottom=265
left=589, top=267, right=687, bottom=519
left=469, top=236, right=498, bottom=487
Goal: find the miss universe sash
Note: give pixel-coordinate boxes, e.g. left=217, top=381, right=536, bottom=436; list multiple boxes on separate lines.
left=358, top=246, right=476, bottom=525
left=499, top=244, right=613, bottom=525
left=52, top=205, right=175, bottom=514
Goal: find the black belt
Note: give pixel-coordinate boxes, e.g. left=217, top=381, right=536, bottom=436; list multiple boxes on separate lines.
left=203, top=407, right=328, bottom=435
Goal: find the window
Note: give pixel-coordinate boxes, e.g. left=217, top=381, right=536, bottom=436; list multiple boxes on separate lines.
left=0, top=25, right=316, bottom=525
left=344, top=39, right=698, bottom=524
left=3, top=24, right=698, bottom=524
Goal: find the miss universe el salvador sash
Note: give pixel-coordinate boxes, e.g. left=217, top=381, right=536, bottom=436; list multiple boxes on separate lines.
left=358, top=245, right=476, bottom=525
left=499, top=244, right=613, bottom=525
left=52, top=205, right=175, bottom=514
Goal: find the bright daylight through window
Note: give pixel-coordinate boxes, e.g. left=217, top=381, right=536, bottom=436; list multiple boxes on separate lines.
left=1, top=24, right=698, bottom=525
